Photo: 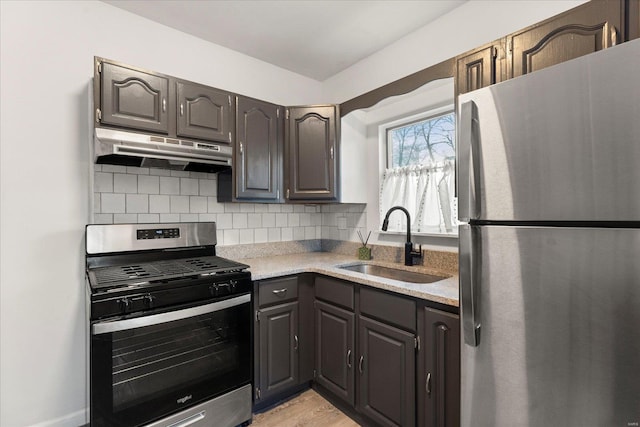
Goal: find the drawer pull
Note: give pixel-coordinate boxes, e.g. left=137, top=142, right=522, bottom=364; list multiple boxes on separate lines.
left=346, top=349, right=352, bottom=368
left=358, top=355, right=364, bottom=374
left=272, top=288, right=287, bottom=296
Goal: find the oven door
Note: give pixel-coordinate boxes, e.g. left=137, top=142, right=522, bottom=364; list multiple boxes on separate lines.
left=91, top=294, right=251, bottom=427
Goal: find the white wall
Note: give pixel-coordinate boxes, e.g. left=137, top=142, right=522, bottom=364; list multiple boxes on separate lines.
left=0, top=2, right=321, bottom=427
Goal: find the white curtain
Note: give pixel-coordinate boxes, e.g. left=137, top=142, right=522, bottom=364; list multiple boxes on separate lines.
left=379, top=160, right=457, bottom=234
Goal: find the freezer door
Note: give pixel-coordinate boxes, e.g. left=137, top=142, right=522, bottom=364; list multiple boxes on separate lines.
left=460, top=225, right=640, bottom=427
left=457, top=40, right=640, bottom=222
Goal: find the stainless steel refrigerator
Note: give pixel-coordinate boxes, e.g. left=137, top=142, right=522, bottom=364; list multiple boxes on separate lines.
left=457, top=39, right=640, bottom=426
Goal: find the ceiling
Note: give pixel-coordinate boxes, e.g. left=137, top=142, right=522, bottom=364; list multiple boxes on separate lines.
left=102, top=1, right=466, bottom=81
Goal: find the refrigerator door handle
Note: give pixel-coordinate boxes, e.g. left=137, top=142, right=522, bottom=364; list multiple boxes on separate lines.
left=458, top=100, right=481, bottom=221
left=460, top=224, right=481, bottom=346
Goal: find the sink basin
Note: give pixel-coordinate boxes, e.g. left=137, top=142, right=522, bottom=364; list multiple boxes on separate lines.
left=339, top=263, right=446, bottom=284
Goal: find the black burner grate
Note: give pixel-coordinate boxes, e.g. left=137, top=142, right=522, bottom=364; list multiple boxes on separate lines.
left=90, top=256, right=247, bottom=289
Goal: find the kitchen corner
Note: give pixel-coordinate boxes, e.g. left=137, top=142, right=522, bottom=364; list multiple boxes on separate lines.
left=219, top=240, right=459, bottom=307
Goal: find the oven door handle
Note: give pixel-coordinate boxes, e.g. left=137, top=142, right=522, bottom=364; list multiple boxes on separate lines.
left=92, top=294, right=251, bottom=335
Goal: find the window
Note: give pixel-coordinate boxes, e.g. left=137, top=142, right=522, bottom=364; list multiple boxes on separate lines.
left=380, top=109, right=458, bottom=236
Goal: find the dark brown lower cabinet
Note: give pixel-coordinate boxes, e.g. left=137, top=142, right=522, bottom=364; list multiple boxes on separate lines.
left=357, top=315, right=416, bottom=427
left=418, top=306, right=460, bottom=427
left=314, top=300, right=355, bottom=406
left=256, top=301, right=299, bottom=401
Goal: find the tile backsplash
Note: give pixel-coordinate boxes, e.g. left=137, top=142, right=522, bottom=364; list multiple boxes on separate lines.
left=92, top=165, right=367, bottom=246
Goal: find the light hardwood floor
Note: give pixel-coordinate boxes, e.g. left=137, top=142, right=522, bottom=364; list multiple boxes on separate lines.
left=251, top=389, right=360, bottom=427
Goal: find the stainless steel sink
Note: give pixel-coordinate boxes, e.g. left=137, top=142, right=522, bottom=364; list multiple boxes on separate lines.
left=339, top=263, right=446, bottom=284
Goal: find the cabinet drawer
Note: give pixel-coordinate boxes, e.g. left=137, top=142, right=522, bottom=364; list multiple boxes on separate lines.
left=315, top=276, right=354, bottom=310
left=258, top=276, right=298, bottom=307
left=360, top=287, right=416, bottom=332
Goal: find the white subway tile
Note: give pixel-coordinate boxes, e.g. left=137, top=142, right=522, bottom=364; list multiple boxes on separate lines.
left=305, top=226, right=316, bottom=240
left=239, top=229, right=254, bottom=244
left=95, top=172, right=113, bottom=192
left=268, top=228, right=281, bottom=242
left=262, top=213, right=276, bottom=228
left=224, top=229, right=240, bottom=245
left=101, top=193, right=125, bottom=213
left=217, top=213, right=233, bottom=229
left=316, top=225, right=322, bottom=239
left=138, top=175, right=159, bottom=194
left=281, top=227, right=293, bottom=241
left=216, top=230, right=224, bottom=245
left=189, top=196, right=208, bottom=213
left=113, top=213, right=137, bottom=223
left=170, top=170, right=191, bottom=178
left=254, top=204, right=269, bottom=213
left=305, top=206, right=317, bottom=213
left=293, top=205, right=305, bottom=213
left=150, top=169, right=172, bottom=176
left=300, top=213, right=311, bottom=226
left=126, top=194, right=149, bottom=213
left=233, top=213, right=248, bottom=229
left=180, top=178, right=199, bottom=195
left=93, top=214, right=113, bottom=224
left=101, top=164, right=127, bottom=173
left=224, top=203, right=241, bottom=213
left=338, top=217, right=348, bottom=230
left=94, top=164, right=102, bottom=172
left=312, top=213, right=322, bottom=226
left=280, top=204, right=294, bottom=213
left=180, top=214, right=199, bottom=222
left=247, top=213, right=262, bottom=228
left=114, top=174, right=137, bottom=194
left=138, top=214, right=160, bottom=223
left=189, top=171, right=210, bottom=179
left=254, top=228, right=268, bottom=243
left=149, top=195, right=170, bottom=213
left=268, top=204, right=281, bottom=213
left=126, top=167, right=149, bottom=175
left=199, top=214, right=217, bottom=222
left=240, top=203, right=255, bottom=213
left=160, top=177, right=180, bottom=195
left=170, top=195, right=190, bottom=213
left=288, top=213, right=300, bottom=227
left=207, top=198, right=225, bottom=213
left=93, top=193, right=101, bottom=213
left=160, top=214, right=180, bottom=222
left=275, top=213, right=288, bottom=227
left=293, top=227, right=305, bottom=240
left=199, top=179, right=217, bottom=196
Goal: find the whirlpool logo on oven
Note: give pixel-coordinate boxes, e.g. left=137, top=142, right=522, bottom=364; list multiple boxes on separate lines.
left=177, top=394, right=193, bottom=404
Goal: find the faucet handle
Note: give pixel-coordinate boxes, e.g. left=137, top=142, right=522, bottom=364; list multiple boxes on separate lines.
left=411, top=244, right=423, bottom=265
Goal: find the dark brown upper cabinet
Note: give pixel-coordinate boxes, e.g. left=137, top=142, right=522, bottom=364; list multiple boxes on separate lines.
left=95, top=58, right=233, bottom=145
left=285, top=105, right=338, bottom=201
left=235, top=96, right=282, bottom=200
left=455, top=43, right=503, bottom=98
left=417, top=306, right=460, bottom=427
left=176, top=81, right=234, bottom=143
left=99, top=62, right=170, bottom=134
left=507, top=0, right=625, bottom=79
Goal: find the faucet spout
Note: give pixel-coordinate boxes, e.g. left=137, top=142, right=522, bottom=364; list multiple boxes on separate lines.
left=381, top=206, right=422, bottom=266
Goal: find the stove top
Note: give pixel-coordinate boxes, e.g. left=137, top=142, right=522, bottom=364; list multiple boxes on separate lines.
left=88, top=255, right=249, bottom=290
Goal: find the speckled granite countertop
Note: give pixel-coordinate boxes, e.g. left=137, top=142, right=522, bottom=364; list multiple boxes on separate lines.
left=233, top=252, right=459, bottom=307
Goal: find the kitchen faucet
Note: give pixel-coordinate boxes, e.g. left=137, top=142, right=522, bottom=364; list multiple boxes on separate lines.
left=381, top=206, right=423, bottom=266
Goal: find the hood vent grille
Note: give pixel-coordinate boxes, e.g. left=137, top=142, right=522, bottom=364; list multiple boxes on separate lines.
left=94, top=128, right=232, bottom=173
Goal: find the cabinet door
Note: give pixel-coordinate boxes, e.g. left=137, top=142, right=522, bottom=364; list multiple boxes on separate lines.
left=257, top=302, right=299, bottom=401
left=286, top=106, right=337, bottom=200
left=358, top=315, right=416, bottom=427
left=508, top=0, right=623, bottom=79
left=418, top=307, right=460, bottom=427
left=455, top=44, right=498, bottom=98
left=176, top=81, right=234, bottom=143
left=314, top=300, right=355, bottom=406
left=100, top=62, right=170, bottom=133
left=236, top=97, right=282, bottom=200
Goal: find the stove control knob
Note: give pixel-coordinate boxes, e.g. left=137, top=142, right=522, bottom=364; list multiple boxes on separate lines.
left=144, top=294, right=155, bottom=308
left=118, top=297, right=131, bottom=313
left=218, top=283, right=231, bottom=295
left=230, top=280, right=238, bottom=292
left=209, top=284, right=219, bottom=297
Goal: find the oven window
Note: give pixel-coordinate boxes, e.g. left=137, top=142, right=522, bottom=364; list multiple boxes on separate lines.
left=91, top=300, right=251, bottom=427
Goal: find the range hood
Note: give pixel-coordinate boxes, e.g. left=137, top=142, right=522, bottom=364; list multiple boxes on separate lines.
left=94, top=128, right=232, bottom=173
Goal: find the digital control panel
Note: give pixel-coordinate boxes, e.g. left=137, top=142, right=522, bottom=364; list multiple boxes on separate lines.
left=136, top=227, right=180, bottom=240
